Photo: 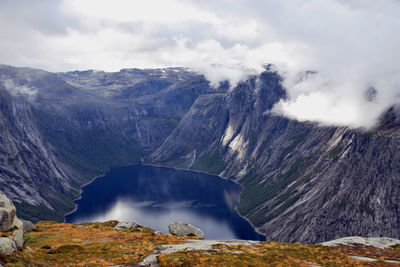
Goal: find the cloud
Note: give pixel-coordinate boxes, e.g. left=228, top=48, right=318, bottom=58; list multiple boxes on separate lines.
left=2, top=80, right=38, bottom=101
left=0, top=0, right=399, bottom=128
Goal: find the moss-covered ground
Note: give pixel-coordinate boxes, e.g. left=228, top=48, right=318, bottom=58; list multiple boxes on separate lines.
left=1, top=221, right=399, bottom=266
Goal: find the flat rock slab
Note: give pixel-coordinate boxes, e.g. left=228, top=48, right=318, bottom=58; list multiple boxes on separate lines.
left=349, top=255, right=400, bottom=264
left=321, top=236, right=400, bottom=249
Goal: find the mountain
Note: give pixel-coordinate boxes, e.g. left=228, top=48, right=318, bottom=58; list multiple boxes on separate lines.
left=0, top=63, right=399, bottom=243
left=0, top=64, right=220, bottom=222
left=149, top=68, right=400, bottom=243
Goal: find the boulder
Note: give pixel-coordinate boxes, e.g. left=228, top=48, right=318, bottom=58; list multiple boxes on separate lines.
left=21, top=219, right=36, bottom=232
left=12, top=229, right=24, bottom=249
left=0, top=237, right=16, bottom=257
left=12, top=218, right=23, bottom=231
left=168, top=222, right=205, bottom=239
left=0, top=192, right=23, bottom=231
left=114, top=221, right=137, bottom=230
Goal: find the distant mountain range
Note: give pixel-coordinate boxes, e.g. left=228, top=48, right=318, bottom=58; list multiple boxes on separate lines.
left=0, top=63, right=398, bottom=243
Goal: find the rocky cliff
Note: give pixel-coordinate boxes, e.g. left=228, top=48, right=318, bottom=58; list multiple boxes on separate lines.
left=149, top=68, right=400, bottom=243
left=0, top=64, right=219, bottom=222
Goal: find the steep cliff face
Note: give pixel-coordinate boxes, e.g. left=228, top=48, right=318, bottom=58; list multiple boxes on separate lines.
left=150, top=69, right=400, bottom=243
left=0, top=64, right=218, bottom=221
left=0, top=81, right=79, bottom=222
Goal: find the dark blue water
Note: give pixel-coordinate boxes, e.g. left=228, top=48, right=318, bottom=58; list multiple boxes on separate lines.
left=66, top=165, right=265, bottom=240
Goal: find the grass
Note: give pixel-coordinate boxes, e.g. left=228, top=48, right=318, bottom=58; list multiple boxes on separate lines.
left=2, top=221, right=399, bottom=266
left=158, top=242, right=400, bottom=267
left=2, top=221, right=188, bottom=267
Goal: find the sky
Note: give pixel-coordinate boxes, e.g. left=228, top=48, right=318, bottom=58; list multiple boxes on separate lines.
left=1, top=0, right=400, bottom=128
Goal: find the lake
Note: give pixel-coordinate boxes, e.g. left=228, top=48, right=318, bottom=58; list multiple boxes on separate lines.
left=65, top=164, right=265, bottom=240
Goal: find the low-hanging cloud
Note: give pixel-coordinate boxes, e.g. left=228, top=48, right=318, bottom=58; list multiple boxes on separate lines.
left=0, top=0, right=399, bottom=128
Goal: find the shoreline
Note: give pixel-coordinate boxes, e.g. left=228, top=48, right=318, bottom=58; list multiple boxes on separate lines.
left=139, top=162, right=267, bottom=239
left=63, top=173, right=106, bottom=221
left=63, top=162, right=267, bottom=239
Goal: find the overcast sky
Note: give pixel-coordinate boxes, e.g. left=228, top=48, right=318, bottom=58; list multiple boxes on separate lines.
left=1, top=0, right=400, bottom=128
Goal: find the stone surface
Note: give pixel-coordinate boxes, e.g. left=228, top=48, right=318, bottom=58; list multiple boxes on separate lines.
left=0, top=237, right=16, bottom=257
left=21, top=219, right=36, bottom=232
left=139, top=254, right=158, bottom=266
left=0, top=192, right=22, bottom=232
left=114, top=221, right=137, bottom=230
left=349, top=255, right=400, bottom=264
left=0, top=192, right=16, bottom=231
left=321, top=236, right=400, bottom=249
left=12, top=229, right=24, bottom=249
left=12, top=218, right=23, bottom=231
left=168, top=222, right=205, bottom=239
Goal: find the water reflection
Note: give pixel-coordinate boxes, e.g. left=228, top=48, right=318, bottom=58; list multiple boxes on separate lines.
left=66, top=165, right=265, bottom=240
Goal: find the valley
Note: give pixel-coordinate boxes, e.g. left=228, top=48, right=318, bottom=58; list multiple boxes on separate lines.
left=0, top=63, right=399, bottom=244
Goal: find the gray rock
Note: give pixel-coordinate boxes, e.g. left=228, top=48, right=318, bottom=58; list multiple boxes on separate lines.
left=321, top=236, right=400, bottom=249
left=114, top=221, right=137, bottom=230
left=139, top=254, right=158, bottom=266
left=349, top=255, right=378, bottom=262
left=0, top=237, right=16, bottom=256
left=12, top=229, right=24, bottom=249
left=13, top=218, right=23, bottom=231
left=21, top=219, right=35, bottom=232
left=0, top=192, right=22, bottom=232
left=168, top=222, right=205, bottom=239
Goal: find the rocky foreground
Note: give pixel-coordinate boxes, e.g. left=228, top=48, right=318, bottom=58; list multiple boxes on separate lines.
left=0, top=220, right=399, bottom=266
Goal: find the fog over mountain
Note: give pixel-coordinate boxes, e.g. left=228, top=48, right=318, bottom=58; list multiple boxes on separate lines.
left=1, top=0, right=400, bottom=127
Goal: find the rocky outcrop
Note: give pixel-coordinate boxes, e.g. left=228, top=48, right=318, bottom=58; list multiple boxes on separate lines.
left=168, top=222, right=205, bottom=239
left=0, top=192, right=22, bottom=232
left=0, top=193, right=25, bottom=254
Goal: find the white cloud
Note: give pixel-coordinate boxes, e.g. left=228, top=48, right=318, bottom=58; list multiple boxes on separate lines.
left=0, top=0, right=400, bottom=128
